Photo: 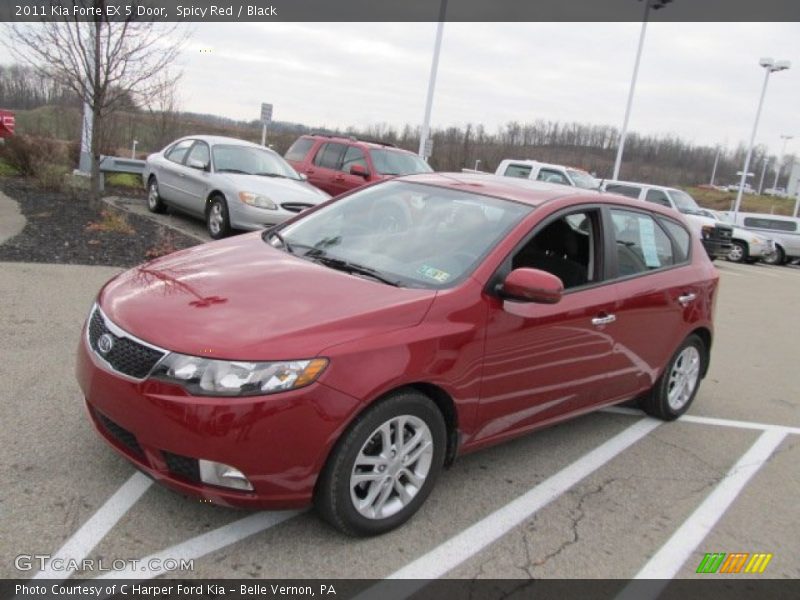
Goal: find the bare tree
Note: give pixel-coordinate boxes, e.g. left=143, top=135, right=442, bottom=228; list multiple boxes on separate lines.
left=147, top=70, right=182, bottom=150
left=3, top=1, right=188, bottom=203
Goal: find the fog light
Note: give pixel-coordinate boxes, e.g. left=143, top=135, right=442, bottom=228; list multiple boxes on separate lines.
left=198, top=459, right=254, bottom=491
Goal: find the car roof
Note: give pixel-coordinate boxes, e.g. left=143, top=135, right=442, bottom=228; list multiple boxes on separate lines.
left=302, top=134, right=415, bottom=153
left=501, top=159, right=591, bottom=173
left=173, top=135, right=273, bottom=150
left=604, top=179, right=678, bottom=193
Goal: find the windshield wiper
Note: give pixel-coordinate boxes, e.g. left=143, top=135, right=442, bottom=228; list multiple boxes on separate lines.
left=255, top=172, right=289, bottom=178
left=312, top=256, right=401, bottom=287
left=217, top=168, right=250, bottom=174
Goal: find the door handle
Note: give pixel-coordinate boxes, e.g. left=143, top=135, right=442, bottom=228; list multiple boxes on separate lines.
left=334, top=175, right=345, bottom=181
left=591, top=314, right=616, bottom=326
left=678, top=293, right=697, bottom=306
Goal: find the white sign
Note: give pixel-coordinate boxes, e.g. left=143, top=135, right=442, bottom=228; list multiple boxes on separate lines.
left=260, top=103, right=273, bottom=124
left=423, top=137, right=433, bottom=159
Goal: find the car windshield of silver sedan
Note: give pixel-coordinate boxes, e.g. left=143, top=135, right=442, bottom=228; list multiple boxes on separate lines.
left=268, top=181, right=532, bottom=288
left=212, top=144, right=302, bottom=179
left=370, top=149, right=434, bottom=176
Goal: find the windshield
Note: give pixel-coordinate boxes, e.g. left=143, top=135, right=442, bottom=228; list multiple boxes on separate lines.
left=212, top=144, right=301, bottom=179
left=272, top=181, right=532, bottom=288
left=667, top=189, right=702, bottom=214
left=566, top=169, right=600, bottom=190
left=370, top=149, right=433, bottom=176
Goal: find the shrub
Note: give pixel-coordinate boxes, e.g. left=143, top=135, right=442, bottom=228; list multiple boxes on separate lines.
left=35, top=163, right=68, bottom=192
left=0, top=134, right=65, bottom=177
left=86, top=210, right=135, bottom=235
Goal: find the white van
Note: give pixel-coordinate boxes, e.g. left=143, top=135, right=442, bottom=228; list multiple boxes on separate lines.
left=495, top=159, right=600, bottom=190
left=722, top=212, right=800, bottom=265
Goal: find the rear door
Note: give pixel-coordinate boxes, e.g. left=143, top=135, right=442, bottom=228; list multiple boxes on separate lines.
left=179, top=141, right=211, bottom=217
left=302, top=142, right=346, bottom=195
left=157, top=139, right=195, bottom=206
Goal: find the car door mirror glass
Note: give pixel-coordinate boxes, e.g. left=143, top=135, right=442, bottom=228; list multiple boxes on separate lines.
left=501, top=268, right=563, bottom=304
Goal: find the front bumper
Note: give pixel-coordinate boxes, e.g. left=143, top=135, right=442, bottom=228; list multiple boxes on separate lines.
left=701, top=224, right=733, bottom=259
left=228, top=200, right=315, bottom=231
left=76, top=333, right=361, bottom=509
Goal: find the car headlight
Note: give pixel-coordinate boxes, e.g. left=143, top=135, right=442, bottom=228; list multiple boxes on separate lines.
left=701, top=225, right=713, bottom=239
left=238, top=191, right=277, bottom=210
left=152, top=354, right=328, bottom=396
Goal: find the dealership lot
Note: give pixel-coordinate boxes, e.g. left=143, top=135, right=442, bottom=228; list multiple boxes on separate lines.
left=1, top=258, right=798, bottom=583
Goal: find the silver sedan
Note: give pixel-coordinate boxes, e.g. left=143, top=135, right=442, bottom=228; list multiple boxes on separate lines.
left=142, top=135, right=330, bottom=239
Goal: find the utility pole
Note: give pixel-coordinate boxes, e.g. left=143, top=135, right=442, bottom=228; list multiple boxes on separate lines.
left=418, top=0, right=448, bottom=160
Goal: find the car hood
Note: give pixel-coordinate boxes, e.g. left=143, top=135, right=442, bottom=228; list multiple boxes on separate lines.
left=218, top=173, right=329, bottom=203
left=99, top=234, right=436, bottom=360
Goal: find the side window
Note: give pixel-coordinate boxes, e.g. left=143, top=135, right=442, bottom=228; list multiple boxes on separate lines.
left=645, top=189, right=672, bottom=207
left=284, top=138, right=314, bottom=162
left=165, top=140, right=194, bottom=164
left=743, top=217, right=797, bottom=232
left=185, top=142, right=210, bottom=167
left=606, top=184, right=642, bottom=199
left=511, top=210, right=598, bottom=290
left=536, top=169, right=569, bottom=185
left=313, top=143, right=346, bottom=169
left=503, top=164, right=532, bottom=178
left=341, top=146, right=368, bottom=172
left=659, top=218, right=692, bottom=263
left=610, top=209, right=675, bottom=277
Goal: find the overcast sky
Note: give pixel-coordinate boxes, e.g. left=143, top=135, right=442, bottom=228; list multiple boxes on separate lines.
left=4, top=21, right=800, bottom=155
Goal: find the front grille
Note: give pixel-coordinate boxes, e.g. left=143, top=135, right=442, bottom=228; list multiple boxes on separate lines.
left=95, top=410, right=144, bottom=457
left=162, top=451, right=201, bottom=483
left=715, top=225, right=733, bottom=241
left=281, top=202, right=313, bottom=213
left=88, top=309, right=165, bottom=379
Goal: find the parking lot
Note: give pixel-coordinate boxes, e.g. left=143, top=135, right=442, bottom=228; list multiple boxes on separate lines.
left=1, top=228, right=799, bottom=586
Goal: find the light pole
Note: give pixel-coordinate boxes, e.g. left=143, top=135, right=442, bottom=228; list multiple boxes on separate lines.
left=771, top=134, right=793, bottom=191
left=733, top=58, right=791, bottom=217
left=418, top=0, right=448, bottom=160
left=709, top=146, right=721, bottom=186
left=757, top=156, right=770, bottom=195
left=612, top=0, right=674, bottom=180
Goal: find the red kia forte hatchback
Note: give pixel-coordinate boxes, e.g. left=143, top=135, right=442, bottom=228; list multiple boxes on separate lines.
left=77, top=173, right=718, bottom=536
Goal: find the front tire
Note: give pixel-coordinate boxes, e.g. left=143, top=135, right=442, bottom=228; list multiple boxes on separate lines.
left=641, top=334, right=706, bottom=421
left=315, top=390, right=446, bottom=536
left=147, top=177, right=166, bottom=214
left=726, top=241, right=747, bottom=263
left=206, top=195, right=231, bottom=239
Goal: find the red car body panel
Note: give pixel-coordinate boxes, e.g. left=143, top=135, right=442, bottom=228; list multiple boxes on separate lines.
left=77, top=173, right=718, bottom=509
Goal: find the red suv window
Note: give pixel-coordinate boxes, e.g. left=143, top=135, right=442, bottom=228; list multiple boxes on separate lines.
left=285, top=138, right=314, bottom=162
left=313, top=142, right=347, bottom=169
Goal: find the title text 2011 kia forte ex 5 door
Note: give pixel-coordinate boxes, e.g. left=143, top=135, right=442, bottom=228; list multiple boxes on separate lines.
left=76, top=173, right=719, bottom=536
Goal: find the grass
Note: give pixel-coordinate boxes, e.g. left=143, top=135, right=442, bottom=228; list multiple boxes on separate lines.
left=106, top=172, right=142, bottom=188
left=0, top=158, right=19, bottom=176
left=686, top=186, right=796, bottom=216
left=85, top=210, right=135, bottom=235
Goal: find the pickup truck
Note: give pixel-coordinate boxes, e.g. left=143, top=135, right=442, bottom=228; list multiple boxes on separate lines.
left=601, top=180, right=734, bottom=261
left=494, top=159, right=600, bottom=190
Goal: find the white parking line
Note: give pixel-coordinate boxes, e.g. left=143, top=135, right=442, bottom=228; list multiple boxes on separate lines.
left=33, top=472, right=152, bottom=580
left=356, top=418, right=660, bottom=596
left=617, top=428, right=787, bottom=597
left=603, top=406, right=800, bottom=435
left=98, top=510, right=301, bottom=579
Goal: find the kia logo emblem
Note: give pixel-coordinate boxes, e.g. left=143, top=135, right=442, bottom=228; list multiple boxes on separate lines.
left=97, top=333, right=114, bottom=355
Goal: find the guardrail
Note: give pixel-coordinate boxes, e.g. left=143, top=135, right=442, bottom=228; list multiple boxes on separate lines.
left=98, top=156, right=146, bottom=192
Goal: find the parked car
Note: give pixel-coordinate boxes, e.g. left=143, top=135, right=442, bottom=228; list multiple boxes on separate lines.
left=721, top=211, right=800, bottom=265
left=284, top=134, right=432, bottom=196
left=495, top=158, right=600, bottom=190
left=600, top=180, right=733, bottom=260
left=694, top=209, right=776, bottom=263
left=143, top=135, right=330, bottom=239
left=77, top=173, right=717, bottom=536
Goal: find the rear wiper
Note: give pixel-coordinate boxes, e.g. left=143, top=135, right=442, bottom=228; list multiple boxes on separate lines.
left=313, top=256, right=401, bottom=287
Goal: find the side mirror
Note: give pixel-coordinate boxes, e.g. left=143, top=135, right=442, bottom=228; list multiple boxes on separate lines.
left=500, top=268, right=563, bottom=304
left=188, top=159, right=209, bottom=171
left=350, top=164, right=370, bottom=178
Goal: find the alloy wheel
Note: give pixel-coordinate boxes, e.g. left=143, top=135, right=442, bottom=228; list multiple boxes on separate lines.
left=667, top=346, right=701, bottom=411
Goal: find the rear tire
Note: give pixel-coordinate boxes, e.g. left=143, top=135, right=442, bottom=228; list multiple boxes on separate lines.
left=206, top=195, right=231, bottom=239
left=147, top=177, right=166, bottom=214
left=315, top=390, right=446, bottom=536
left=762, top=245, right=784, bottom=266
left=641, top=335, right=706, bottom=421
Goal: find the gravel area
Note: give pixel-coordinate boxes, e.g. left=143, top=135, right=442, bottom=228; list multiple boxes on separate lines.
left=0, top=177, right=201, bottom=268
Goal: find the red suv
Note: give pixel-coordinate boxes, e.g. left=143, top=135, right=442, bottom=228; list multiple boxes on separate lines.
left=284, top=134, right=432, bottom=196
left=77, top=173, right=718, bottom=536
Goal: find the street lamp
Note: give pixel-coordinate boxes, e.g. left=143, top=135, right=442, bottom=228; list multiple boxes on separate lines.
left=771, top=134, right=793, bottom=191
left=612, top=0, right=674, bottom=180
left=733, top=58, right=791, bottom=216
left=418, top=0, right=448, bottom=160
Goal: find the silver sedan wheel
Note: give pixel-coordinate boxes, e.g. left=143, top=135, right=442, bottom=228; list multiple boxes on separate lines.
left=147, top=181, right=159, bottom=209
left=350, top=415, right=434, bottom=520
left=667, top=346, right=701, bottom=411
left=208, top=203, right=224, bottom=236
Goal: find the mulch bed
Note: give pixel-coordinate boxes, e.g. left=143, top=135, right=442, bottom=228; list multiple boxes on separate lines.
left=0, top=177, right=201, bottom=268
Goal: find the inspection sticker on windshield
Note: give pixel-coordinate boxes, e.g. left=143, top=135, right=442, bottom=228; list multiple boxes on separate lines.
left=417, top=265, right=451, bottom=283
